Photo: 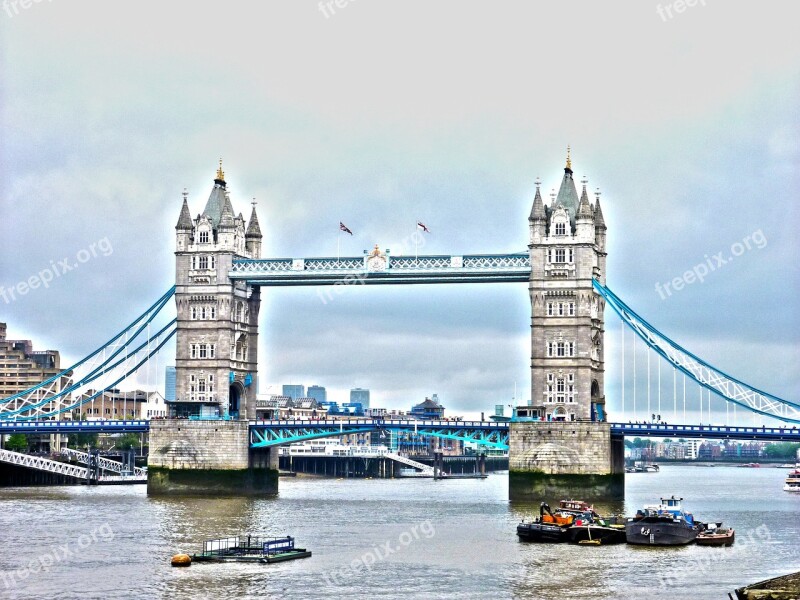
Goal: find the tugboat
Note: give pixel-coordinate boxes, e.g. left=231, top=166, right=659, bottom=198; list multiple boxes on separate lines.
left=625, top=496, right=702, bottom=546
left=516, top=502, right=575, bottom=543
left=784, top=468, right=800, bottom=492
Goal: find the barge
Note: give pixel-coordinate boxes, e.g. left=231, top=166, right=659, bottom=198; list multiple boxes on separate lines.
left=190, top=535, right=311, bottom=564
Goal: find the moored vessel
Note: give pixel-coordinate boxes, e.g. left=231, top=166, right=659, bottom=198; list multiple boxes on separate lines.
left=784, top=468, right=800, bottom=492
left=696, top=523, right=735, bottom=547
left=189, top=535, right=311, bottom=564
left=625, top=496, right=701, bottom=546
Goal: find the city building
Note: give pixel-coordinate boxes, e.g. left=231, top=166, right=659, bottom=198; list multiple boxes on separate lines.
left=526, top=151, right=607, bottom=422
left=140, top=392, right=168, bottom=419
left=350, top=387, right=370, bottom=409
left=172, top=163, right=262, bottom=419
left=75, top=389, right=150, bottom=420
left=165, top=366, right=176, bottom=402
left=0, top=323, right=73, bottom=451
left=283, top=385, right=306, bottom=401
left=410, top=394, right=445, bottom=420
left=307, top=385, right=327, bottom=403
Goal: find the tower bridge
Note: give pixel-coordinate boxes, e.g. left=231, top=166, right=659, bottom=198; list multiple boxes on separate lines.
left=2, top=151, right=797, bottom=495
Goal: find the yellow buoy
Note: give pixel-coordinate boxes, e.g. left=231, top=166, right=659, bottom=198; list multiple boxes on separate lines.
left=171, top=553, right=192, bottom=567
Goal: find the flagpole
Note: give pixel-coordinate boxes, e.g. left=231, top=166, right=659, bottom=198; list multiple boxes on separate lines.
left=414, top=221, right=418, bottom=264
left=337, top=227, right=341, bottom=264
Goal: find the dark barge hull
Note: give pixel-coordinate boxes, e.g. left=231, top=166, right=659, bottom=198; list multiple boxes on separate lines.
left=625, top=520, right=698, bottom=545
left=517, top=523, right=570, bottom=543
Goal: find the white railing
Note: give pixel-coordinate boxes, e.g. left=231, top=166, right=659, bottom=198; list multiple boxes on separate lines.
left=384, top=452, right=434, bottom=475
left=61, top=447, right=147, bottom=477
left=0, top=448, right=90, bottom=480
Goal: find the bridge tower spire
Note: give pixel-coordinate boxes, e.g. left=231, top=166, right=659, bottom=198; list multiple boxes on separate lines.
left=172, top=162, right=262, bottom=420
left=527, top=150, right=607, bottom=422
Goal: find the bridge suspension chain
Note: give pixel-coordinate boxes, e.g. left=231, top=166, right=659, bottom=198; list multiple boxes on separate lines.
left=595, top=280, right=800, bottom=424
left=0, top=288, right=176, bottom=420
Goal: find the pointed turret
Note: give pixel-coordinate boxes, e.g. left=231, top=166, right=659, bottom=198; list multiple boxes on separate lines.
left=246, top=200, right=263, bottom=258
left=175, top=189, right=193, bottom=252
left=176, top=189, right=193, bottom=230
left=576, top=177, right=594, bottom=220
left=528, top=177, right=546, bottom=247
left=202, top=159, right=228, bottom=228
left=246, top=202, right=262, bottom=238
left=219, top=193, right=236, bottom=228
left=529, top=178, right=546, bottom=222
left=594, top=188, right=606, bottom=229
left=554, top=146, right=580, bottom=222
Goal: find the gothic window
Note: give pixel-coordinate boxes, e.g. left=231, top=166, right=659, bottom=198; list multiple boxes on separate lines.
left=556, top=379, right=565, bottom=393
left=190, top=344, right=197, bottom=359
left=199, top=230, right=209, bottom=244
left=199, top=345, right=207, bottom=359
left=555, top=249, right=566, bottom=263
left=568, top=248, right=573, bottom=263
left=198, top=256, right=208, bottom=270
left=191, top=307, right=197, bottom=320
left=210, top=256, right=216, bottom=269
left=547, top=373, right=554, bottom=382
left=568, top=302, right=575, bottom=316
left=200, top=307, right=207, bottom=319
left=547, top=249, right=552, bottom=263
left=209, top=344, right=216, bottom=359
left=210, top=306, right=216, bottom=319
left=555, top=222, right=566, bottom=235
left=547, top=342, right=554, bottom=357
left=547, top=303, right=553, bottom=316
left=567, top=342, right=574, bottom=357
left=556, top=342, right=565, bottom=357
left=198, top=380, right=206, bottom=393
left=558, top=302, right=564, bottom=316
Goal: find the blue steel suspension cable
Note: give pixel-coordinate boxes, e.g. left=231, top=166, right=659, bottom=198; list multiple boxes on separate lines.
left=0, top=287, right=175, bottom=404
left=593, top=280, right=800, bottom=422
left=0, top=319, right=176, bottom=418
left=17, top=326, right=177, bottom=420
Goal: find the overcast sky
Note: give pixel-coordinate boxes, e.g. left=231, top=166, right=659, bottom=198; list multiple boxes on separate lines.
left=1, top=1, right=798, bottom=421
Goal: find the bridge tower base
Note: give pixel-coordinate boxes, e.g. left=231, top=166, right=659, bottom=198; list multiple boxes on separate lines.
left=508, top=421, right=624, bottom=500
left=147, top=420, right=277, bottom=496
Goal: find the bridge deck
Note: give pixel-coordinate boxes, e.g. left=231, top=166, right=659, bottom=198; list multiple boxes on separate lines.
left=2, top=419, right=799, bottom=442
left=229, top=253, right=531, bottom=286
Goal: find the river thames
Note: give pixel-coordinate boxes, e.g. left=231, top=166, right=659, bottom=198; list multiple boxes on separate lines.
left=1, top=465, right=798, bottom=599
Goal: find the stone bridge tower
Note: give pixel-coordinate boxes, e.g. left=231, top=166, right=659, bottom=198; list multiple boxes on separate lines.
left=526, top=148, right=607, bottom=422
left=172, top=161, right=263, bottom=420
left=509, top=149, right=621, bottom=497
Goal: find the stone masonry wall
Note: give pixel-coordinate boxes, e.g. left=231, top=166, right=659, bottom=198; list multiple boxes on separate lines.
left=509, top=421, right=621, bottom=475
left=148, top=420, right=250, bottom=470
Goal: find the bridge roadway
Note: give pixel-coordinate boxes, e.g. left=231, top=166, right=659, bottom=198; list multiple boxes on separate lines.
left=3, top=419, right=800, bottom=445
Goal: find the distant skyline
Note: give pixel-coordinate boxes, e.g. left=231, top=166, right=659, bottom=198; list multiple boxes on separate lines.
left=1, top=2, right=798, bottom=420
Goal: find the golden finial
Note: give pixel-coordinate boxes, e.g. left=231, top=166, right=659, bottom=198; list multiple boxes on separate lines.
left=565, top=145, right=572, bottom=170
left=216, top=158, right=225, bottom=182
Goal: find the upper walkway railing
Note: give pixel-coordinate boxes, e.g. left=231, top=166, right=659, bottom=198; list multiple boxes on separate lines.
left=229, top=253, right=531, bottom=286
